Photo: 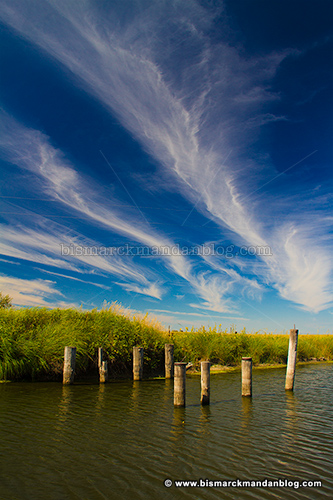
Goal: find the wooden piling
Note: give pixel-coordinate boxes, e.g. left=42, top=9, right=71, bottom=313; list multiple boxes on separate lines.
left=200, top=361, right=210, bottom=405
left=174, top=362, right=186, bottom=407
left=133, top=346, right=144, bottom=381
left=285, top=328, right=299, bottom=391
left=98, top=347, right=103, bottom=369
left=99, top=360, right=108, bottom=383
left=165, top=344, right=174, bottom=379
left=242, top=357, right=252, bottom=397
left=63, top=346, right=76, bottom=385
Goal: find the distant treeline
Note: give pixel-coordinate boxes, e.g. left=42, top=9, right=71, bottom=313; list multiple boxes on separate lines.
left=0, top=305, right=332, bottom=381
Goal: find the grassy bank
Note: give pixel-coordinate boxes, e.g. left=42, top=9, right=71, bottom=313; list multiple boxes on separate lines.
left=0, top=306, right=332, bottom=381
left=0, top=304, right=167, bottom=381
left=172, top=328, right=333, bottom=366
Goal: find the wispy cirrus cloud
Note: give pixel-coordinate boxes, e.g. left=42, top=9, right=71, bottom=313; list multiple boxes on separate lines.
left=148, top=308, right=248, bottom=320
left=33, top=268, right=112, bottom=290
left=0, top=0, right=331, bottom=313
left=117, top=282, right=162, bottom=300
left=0, top=275, right=64, bottom=307
left=0, top=258, right=21, bottom=265
left=268, top=223, right=333, bottom=313
left=0, top=112, right=236, bottom=311
left=0, top=220, right=166, bottom=300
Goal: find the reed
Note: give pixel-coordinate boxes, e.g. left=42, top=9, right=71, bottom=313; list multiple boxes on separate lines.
left=0, top=304, right=167, bottom=380
left=171, top=327, right=333, bottom=366
left=0, top=305, right=332, bottom=381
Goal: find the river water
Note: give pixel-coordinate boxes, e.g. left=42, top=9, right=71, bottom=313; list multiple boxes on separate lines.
left=0, top=363, right=332, bottom=500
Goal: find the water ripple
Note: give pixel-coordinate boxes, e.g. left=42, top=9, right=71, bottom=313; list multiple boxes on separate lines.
left=0, top=364, right=332, bottom=499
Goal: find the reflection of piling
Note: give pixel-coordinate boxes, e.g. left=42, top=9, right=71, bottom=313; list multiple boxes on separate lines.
left=63, top=346, right=76, bottom=385
left=285, top=329, right=299, bottom=391
left=242, top=357, right=252, bottom=397
left=174, top=362, right=186, bottom=407
left=241, top=396, right=253, bottom=422
left=200, top=361, right=210, bottom=405
left=165, top=344, right=174, bottom=379
left=133, top=347, right=144, bottom=381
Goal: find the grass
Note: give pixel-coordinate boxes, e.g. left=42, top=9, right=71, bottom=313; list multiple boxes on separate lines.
left=172, top=328, right=289, bottom=365
left=172, top=327, right=333, bottom=366
left=0, top=303, right=168, bottom=381
left=0, top=305, right=332, bottom=381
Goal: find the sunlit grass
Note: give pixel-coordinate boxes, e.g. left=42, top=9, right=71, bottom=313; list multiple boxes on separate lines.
left=0, top=305, right=332, bottom=380
left=172, top=326, right=333, bottom=366
left=0, top=303, right=168, bottom=380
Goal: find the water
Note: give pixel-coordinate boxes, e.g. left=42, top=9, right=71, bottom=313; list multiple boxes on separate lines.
left=0, top=363, right=332, bottom=500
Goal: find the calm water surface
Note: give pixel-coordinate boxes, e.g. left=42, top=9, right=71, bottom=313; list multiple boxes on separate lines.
left=0, top=363, right=332, bottom=500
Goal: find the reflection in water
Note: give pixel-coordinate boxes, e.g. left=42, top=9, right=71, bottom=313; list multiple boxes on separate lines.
left=171, top=407, right=186, bottom=441
left=229, top=394, right=254, bottom=466
left=193, top=405, right=213, bottom=463
left=95, top=383, right=106, bottom=416
left=130, top=380, right=141, bottom=414
left=56, top=385, right=73, bottom=424
left=283, top=390, right=299, bottom=450
left=163, top=378, right=173, bottom=405
left=241, top=396, right=253, bottom=431
left=285, top=390, right=297, bottom=422
left=199, top=404, right=211, bottom=425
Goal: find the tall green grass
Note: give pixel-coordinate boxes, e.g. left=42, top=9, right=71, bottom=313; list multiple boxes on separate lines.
left=0, top=304, right=168, bottom=380
left=0, top=306, right=332, bottom=380
left=172, top=326, right=333, bottom=365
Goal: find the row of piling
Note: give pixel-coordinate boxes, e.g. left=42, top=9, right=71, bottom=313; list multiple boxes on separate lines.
left=63, top=329, right=299, bottom=406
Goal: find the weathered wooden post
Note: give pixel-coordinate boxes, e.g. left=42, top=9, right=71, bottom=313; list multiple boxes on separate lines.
left=133, top=346, right=144, bottom=381
left=200, top=361, right=210, bottom=405
left=98, top=347, right=103, bottom=369
left=165, top=344, right=174, bottom=379
left=97, top=347, right=108, bottom=383
left=285, top=328, right=299, bottom=391
left=242, top=357, right=252, bottom=397
left=63, top=346, right=76, bottom=385
left=99, top=360, right=108, bottom=383
left=174, top=362, right=186, bottom=407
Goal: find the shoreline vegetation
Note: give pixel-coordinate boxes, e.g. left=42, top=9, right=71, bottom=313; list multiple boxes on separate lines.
left=0, top=303, right=332, bottom=382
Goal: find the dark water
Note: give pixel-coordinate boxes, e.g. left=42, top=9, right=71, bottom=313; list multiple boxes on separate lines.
left=0, top=363, right=332, bottom=500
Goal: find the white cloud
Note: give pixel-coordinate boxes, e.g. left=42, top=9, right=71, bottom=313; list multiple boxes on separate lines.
left=0, top=221, right=151, bottom=283
left=270, top=224, right=333, bottom=313
left=0, top=0, right=331, bottom=312
left=148, top=308, right=248, bottom=320
left=0, top=275, right=62, bottom=307
left=0, top=112, right=237, bottom=311
left=0, top=258, right=20, bottom=265
left=117, top=282, right=163, bottom=300
left=0, top=239, right=80, bottom=272
left=34, top=268, right=112, bottom=290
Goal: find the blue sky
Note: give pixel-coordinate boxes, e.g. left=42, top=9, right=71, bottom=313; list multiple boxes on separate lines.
left=0, top=0, right=332, bottom=333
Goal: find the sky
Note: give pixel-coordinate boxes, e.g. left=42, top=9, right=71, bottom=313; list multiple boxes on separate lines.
left=0, top=0, right=332, bottom=333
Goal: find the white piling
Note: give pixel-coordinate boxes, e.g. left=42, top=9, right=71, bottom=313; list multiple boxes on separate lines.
left=242, top=357, right=252, bottom=397
left=174, top=362, right=186, bottom=407
left=200, top=361, right=210, bottom=405
left=99, top=360, right=108, bottom=383
left=285, top=329, right=299, bottom=391
left=133, top=346, right=144, bottom=381
left=63, top=346, right=76, bottom=385
left=165, top=344, right=174, bottom=379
